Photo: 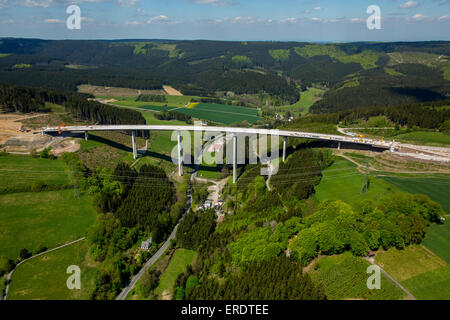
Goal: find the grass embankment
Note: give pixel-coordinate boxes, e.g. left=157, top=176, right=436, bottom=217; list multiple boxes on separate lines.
left=7, top=240, right=97, bottom=300
left=393, top=131, right=450, bottom=147
left=154, top=249, right=197, bottom=299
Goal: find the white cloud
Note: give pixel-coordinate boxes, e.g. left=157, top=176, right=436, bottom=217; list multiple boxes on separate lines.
left=191, top=0, right=235, bottom=7
left=313, top=6, right=323, bottom=11
left=280, top=17, right=296, bottom=23
left=412, top=13, right=427, bottom=20
left=439, top=15, right=450, bottom=20
left=311, top=17, right=322, bottom=21
left=400, top=1, right=420, bottom=9
left=117, top=0, right=139, bottom=7
left=125, top=20, right=141, bottom=25
left=351, top=18, right=365, bottom=23
left=146, top=15, right=169, bottom=24
left=44, top=18, right=63, bottom=23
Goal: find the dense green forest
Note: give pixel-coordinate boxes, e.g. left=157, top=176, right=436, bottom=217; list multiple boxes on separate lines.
left=1, top=39, right=449, bottom=108
left=163, top=146, right=446, bottom=300
left=0, top=82, right=146, bottom=126
left=284, top=100, right=450, bottom=132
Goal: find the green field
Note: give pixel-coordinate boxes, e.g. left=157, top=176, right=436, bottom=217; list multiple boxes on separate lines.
left=401, top=266, right=450, bottom=300
left=154, top=249, right=197, bottom=299
left=8, top=240, right=97, bottom=300
left=423, top=220, right=450, bottom=264
left=393, top=131, right=450, bottom=147
left=141, top=103, right=260, bottom=125
left=0, top=190, right=96, bottom=260
left=280, top=87, right=325, bottom=113
left=374, top=245, right=448, bottom=282
left=315, top=157, right=398, bottom=205
left=0, top=154, right=69, bottom=193
left=379, top=176, right=450, bottom=214
left=310, top=253, right=406, bottom=300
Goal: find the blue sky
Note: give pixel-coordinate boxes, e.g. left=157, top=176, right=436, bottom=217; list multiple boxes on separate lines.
left=0, top=0, right=449, bottom=41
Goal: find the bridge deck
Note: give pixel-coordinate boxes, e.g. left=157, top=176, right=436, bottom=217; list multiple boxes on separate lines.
left=42, top=125, right=393, bottom=149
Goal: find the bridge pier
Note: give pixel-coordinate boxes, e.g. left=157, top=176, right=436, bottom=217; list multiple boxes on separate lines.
left=282, top=136, right=287, bottom=162
left=338, top=142, right=341, bottom=150
left=177, top=131, right=183, bottom=176
left=233, top=134, right=237, bottom=183
left=84, top=131, right=88, bottom=141
left=132, top=130, right=137, bottom=159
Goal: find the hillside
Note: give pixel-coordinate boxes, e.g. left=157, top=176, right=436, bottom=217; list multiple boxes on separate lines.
left=0, top=39, right=449, bottom=111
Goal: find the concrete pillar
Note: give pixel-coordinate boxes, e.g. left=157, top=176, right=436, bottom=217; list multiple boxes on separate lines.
left=233, top=134, right=237, bottom=184
left=132, top=130, right=137, bottom=159
left=338, top=142, right=341, bottom=150
left=84, top=131, right=88, bottom=141
left=282, top=136, right=287, bottom=162
left=177, top=131, right=183, bottom=176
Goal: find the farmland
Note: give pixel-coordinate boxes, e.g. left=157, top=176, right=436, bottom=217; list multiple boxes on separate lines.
left=7, top=240, right=97, bottom=300
left=139, top=103, right=260, bottom=125
left=373, top=245, right=450, bottom=299
left=379, top=175, right=450, bottom=213
left=423, top=220, right=450, bottom=264
left=0, top=190, right=96, bottom=260
left=309, top=253, right=406, bottom=300
left=400, top=266, right=450, bottom=300
left=374, top=245, right=447, bottom=282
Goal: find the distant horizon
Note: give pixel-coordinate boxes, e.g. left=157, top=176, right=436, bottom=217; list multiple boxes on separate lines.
left=2, top=37, right=450, bottom=44
left=1, top=0, right=449, bottom=42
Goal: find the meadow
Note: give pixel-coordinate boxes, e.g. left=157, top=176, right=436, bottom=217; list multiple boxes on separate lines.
left=314, top=157, right=398, bottom=206
left=309, top=252, right=406, bottom=300
left=379, top=175, right=450, bottom=214
left=279, top=87, right=325, bottom=114
left=400, top=266, right=450, bottom=300
left=423, top=220, right=450, bottom=264
left=154, top=249, right=197, bottom=299
left=0, top=154, right=70, bottom=193
left=7, top=240, right=97, bottom=300
left=392, top=131, right=450, bottom=147
left=140, top=103, right=260, bottom=125
left=374, top=245, right=448, bottom=282
left=0, top=189, right=96, bottom=260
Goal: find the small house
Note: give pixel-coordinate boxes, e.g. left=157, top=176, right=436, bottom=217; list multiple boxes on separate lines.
left=140, top=241, right=151, bottom=250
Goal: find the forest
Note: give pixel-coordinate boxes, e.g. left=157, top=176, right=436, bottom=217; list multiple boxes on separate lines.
left=59, top=156, right=179, bottom=299
left=165, top=147, right=446, bottom=300
left=285, top=99, right=450, bottom=132
left=1, top=39, right=449, bottom=108
left=0, top=82, right=146, bottom=126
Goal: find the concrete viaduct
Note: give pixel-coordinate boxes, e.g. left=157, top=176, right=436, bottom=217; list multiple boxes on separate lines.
left=43, top=125, right=396, bottom=183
